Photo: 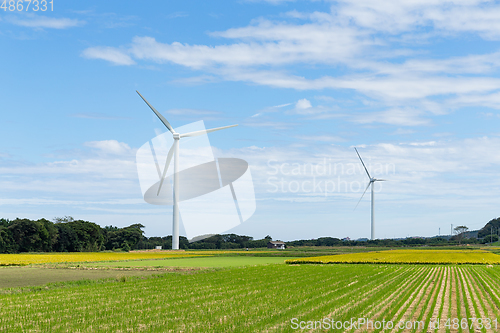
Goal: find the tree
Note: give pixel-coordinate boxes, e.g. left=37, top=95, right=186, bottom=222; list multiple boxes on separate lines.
left=104, top=224, right=145, bottom=250
left=39, top=218, right=58, bottom=251
left=454, top=226, right=469, bottom=245
left=8, top=218, right=52, bottom=252
left=65, top=220, right=104, bottom=251
left=53, top=216, right=75, bottom=223
left=54, top=223, right=79, bottom=252
left=0, top=226, right=15, bottom=253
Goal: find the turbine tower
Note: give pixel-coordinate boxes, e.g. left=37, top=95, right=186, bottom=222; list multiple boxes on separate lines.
left=137, top=91, right=238, bottom=249
left=354, top=147, right=386, bottom=240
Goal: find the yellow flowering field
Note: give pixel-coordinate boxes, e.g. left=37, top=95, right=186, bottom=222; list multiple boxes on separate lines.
left=0, top=252, right=205, bottom=266
left=285, top=249, right=500, bottom=265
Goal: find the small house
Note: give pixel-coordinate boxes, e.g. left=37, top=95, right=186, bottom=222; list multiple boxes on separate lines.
left=267, top=241, right=286, bottom=249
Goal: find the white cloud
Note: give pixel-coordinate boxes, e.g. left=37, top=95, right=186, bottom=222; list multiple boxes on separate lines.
left=8, top=15, right=84, bottom=29
left=82, top=1, right=500, bottom=127
left=335, top=0, right=500, bottom=38
left=296, top=98, right=312, bottom=109
left=166, top=12, right=188, bottom=19
left=128, top=17, right=368, bottom=68
left=408, top=141, right=437, bottom=146
left=2, top=136, right=500, bottom=239
left=165, top=108, right=221, bottom=116
left=391, top=128, right=416, bottom=135
left=244, top=120, right=295, bottom=129
left=82, top=47, right=135, bottom=66
left=84, top=140, right=133, bottom=155
left=296, top=135, right=345, bottom=142
left=353, top=108, right=431, bottom=126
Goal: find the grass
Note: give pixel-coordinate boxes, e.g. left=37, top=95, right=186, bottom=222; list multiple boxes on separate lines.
left=2, top=248, right=500, bottom=331
left=87, top=256, right=298, bottom=268
left=0, top=266, right=163, bottom=289
left=286, top=249, right=500, bottom=264
left=1, top=264, right=500, bottom=332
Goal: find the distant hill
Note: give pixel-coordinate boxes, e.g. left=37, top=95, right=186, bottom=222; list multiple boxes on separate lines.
left=478, top=217, right=500, bottom=239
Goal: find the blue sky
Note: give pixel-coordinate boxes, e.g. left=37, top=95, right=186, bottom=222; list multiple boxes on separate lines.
left=1, top=0, right=500, bottom=240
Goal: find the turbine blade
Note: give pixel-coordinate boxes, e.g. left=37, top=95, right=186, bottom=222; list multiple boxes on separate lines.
left=354, top=182, right=371, bottom=210
left=157, top=142, right=175, bottom=196
left=180, top=124, right=238, bottom=138
left=354, top=147, right=371, bottom=179
left=136, top=91, right=175, bottom=134
left=375, top=179, right=387, bottom=182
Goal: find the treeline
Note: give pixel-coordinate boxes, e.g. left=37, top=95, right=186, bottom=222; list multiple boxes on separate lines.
left=0, top=217, right=274, bottom=253
left=2, top=216, right=497, bottom=253
left=286, top=235, right=484, bottom=247
left=0, top=218, right=144, bottom=253
left=137, top=234, right=274, bottom=250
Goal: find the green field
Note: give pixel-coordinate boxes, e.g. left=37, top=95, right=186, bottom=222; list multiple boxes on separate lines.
left=1, top=249, right=500, bottom=332
left=0, top=266, right=164, bottom=289
left=88, top=256, right=296, bottom=268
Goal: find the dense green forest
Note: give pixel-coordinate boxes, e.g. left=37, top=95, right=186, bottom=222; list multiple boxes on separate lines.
left=0, top=216, right=497, bottom=253
left=0, top=217, right=273, bottom=253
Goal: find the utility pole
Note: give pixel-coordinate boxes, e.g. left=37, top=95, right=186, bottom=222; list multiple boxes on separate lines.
left=439, top=228, right=441, bottom=237
left=491, top=226, right=493, bottom=244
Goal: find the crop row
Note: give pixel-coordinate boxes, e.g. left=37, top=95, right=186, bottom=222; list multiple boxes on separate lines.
left=0, top=252, right=204, bottom=266
left=0, top=264, right=499, bottom=332
left=286, top=249, right=500, bottom=265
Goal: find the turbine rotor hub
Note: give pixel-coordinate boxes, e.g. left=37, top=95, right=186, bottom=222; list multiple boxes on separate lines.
left=173, top=133, right=180, bottom=140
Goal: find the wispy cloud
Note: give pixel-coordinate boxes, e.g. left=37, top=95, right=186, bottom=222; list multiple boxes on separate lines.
left=352, top=108, right=431, bottom=127
left=84, top=140, right=133, bottom=156
left=296, top=135, right=346, bottom=142
left=244, top=121, right=296, bottom=129
left=81, top=47, right=135, bottom=65
left=166, top=12, right=189, bottom=19
left=391, top=128, right=416, bottom=135
left=165, top=108, right=221, bottom=116
left=7, top=15, right=84, bottom=29
left=81, top=1, right=500, bottom=127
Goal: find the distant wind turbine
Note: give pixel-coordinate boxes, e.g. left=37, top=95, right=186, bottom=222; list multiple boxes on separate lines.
left=354, top=147, right=386, bottom=240
left=137, top=91, right=238, bottom=249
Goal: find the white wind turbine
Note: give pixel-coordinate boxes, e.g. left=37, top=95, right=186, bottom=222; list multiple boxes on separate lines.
left=354, top=147, right=386, bottom=240
left=137, top=91, right=238, bottom=250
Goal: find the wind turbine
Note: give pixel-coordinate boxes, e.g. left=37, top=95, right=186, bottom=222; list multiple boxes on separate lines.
left=354, top=147, right=386, bottom=240
left=137, top=91, right=238, bottom=250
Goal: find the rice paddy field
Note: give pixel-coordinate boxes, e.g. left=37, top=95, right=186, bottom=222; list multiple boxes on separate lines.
left=0, top=251, right=203, bottom=266
left=1, top=248, right=500, bottom=332
left=286, top=249, right=500, bottom=265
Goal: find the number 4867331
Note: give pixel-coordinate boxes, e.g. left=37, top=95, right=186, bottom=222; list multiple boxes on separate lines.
left=1, top=1, right=53, bottom=11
